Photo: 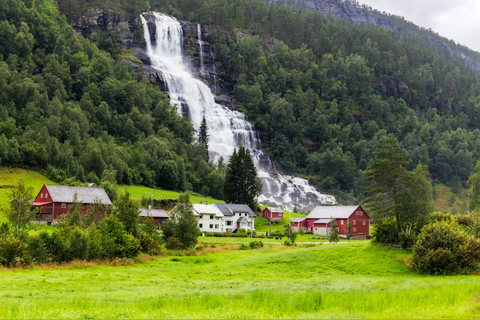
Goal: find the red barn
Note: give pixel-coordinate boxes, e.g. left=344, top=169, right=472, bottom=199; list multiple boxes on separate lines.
left=32, top=184, right=112, bottom=223
left=262, top=207, right=284, bottom=220
left=290, top=205, right=370, bottom=239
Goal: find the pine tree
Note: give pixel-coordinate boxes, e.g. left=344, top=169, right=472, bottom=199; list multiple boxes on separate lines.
left=365, top=134, right=408, bottom=235
left=198, top=115, right=209, bottom=155
left=224, top=147, right=262, bottom=210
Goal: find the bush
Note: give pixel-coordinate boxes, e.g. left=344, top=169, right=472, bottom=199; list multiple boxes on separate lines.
left=398, top=231, right=416, bottom=249
left=67, top=228, right=90, bottom=261
left=372, top=217, right=398, bottom=243
left=284, top=239, right=293, bottom=246
left=139, top=232, right=162, bottom=255
left=0, top=236, right=31, bottom=267
left=239, top=243, right=249, bottom=250
left=28, top=235, right=48, bottom=263
left=412, top=222, right=480, bottom=274
left=237, top=228, right=247, bottom=236
left=271, top=230, right=283, bottom=237
left=249, top=240, right=263, bottom=249
left=430, top=212, right=454, bottom=224
left=40, top=230, right=67, bottom=262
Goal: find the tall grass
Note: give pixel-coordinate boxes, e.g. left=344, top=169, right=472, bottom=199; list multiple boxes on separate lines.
left=0, top=242, right=479, bottom=318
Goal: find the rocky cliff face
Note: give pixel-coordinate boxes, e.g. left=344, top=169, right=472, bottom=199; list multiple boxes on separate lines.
left=71, top=11, right=236, bottom=109
left=268, top=0, right=480, bottom=71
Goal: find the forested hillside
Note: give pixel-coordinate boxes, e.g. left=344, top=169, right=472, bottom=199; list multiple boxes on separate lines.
left=2, top=0, right=480, bottom=204
left=0, top=0, right=228, bottom=199
left=148, top=0, right=480, bottom=202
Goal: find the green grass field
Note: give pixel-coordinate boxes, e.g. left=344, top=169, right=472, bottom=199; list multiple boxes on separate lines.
left=0, top=242, right=478, bottom=319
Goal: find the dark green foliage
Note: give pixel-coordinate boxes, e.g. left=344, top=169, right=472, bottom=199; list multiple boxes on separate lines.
left=162, top=193, right=200, bottom=250
left=249, top=240, right=263, bottom=249
left=412, top=222, right=480, bottom=274
left=27, top=235, right=48, bottom=263
left=0, top=236, right=30, bottom=267
left=115, top=191, right=140, bottom=237
left=67, top=228, right=90, bottom=261
left=284, top=225, right=297, bottom=244
left=40, top=230, right=67, bottom=262
left=224, top=147, right=262, bottom=210
left=468, top=161, right=480, bottom=212
left=372, top=217, right=398, bottom=244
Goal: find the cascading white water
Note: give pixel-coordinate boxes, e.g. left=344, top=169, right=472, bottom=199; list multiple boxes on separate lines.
left=197, top=24, right=205, bottom=75
left=141, top=12, right=336, bottom=210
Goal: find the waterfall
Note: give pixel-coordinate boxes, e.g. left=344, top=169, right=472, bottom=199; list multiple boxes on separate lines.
left=140, top=12, right=336, bottom=210
left=197, top=24, right=205, bottom=75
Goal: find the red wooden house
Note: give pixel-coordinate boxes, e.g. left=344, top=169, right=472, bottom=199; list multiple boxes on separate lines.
left=32, top=184, right=112, bottom=223
left=290, top=205, right=370, bottom=238
left=262, top=207, right=284, bottom=220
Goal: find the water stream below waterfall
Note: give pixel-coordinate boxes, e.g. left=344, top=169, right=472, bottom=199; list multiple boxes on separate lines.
left=140, top=12, right=336, bottom=210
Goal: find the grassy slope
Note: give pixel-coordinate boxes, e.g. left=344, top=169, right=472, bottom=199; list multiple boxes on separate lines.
left=0, top=168, right=56, bottom=211
left=0, top=168, right=223, bottom=210
left=0, top=242, right=478, bottom=318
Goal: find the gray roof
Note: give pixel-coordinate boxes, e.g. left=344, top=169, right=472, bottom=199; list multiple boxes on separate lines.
left=313, top=218, right=332, bottom=224
left=44, top=184, right=112, bottom=205
left=306, top=206, right=362, bottom=220
left=139, top=208, right=169, bottom=218
left=290, top=218, right=305, bottom=223
left=266, top=207, right=284, bottom=213
left=214, top=203, right=256, bottom=217
left=214, top=203, right=231, bottom=216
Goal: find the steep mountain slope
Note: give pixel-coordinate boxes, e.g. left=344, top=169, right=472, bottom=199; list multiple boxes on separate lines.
left=268, top=0, right=480, bottom=71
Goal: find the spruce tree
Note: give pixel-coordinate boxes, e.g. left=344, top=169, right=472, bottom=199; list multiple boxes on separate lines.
left=365, top=134, right=408, bottom=235
left=198, top=115, right=209, bottom=155
left=224, top=147, right=262, bottom=210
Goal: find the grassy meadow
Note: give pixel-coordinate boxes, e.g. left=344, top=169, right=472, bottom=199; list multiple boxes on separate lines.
left=0, top=242, right=479, bottom=319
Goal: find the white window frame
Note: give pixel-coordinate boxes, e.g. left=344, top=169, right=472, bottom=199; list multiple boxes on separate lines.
left=61, top=203, right=66, bottom=208
left=41, top=193, right=44, bottom=199
left=353, top=220, right=356, bottom=225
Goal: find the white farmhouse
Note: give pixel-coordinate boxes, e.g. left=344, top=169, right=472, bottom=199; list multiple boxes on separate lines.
left=214, top=203, right=256, bottom=232
left=192, top=203, right=225, bottom=233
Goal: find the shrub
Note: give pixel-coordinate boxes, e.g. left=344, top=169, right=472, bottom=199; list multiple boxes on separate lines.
left=284, top=239, right=293, bottom=246
left=430, top=212, right=454, bottom=224
left=237, top=228, right=247, bottom=236
left=398, top=231, right=416, bottom=249
left=239, top=243, right=249, bottom=250
left=0, top=236, right=31, bottom=267
left=139, top=232, right=162, bottom=255
left=40, top=230, right=67, bottom=262
left=271, top=230, right=283, bottom=237
left=412, top=222, right=480, bottom=274
left=28, top=235, right=48, bottom=263
left=249, top=240, right=263, bottom=249
left=372, top=217, right=398, bottom=243
left=67, top=228, right=90, bottom=261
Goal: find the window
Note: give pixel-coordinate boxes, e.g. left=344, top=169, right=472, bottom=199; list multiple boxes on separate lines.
left=353, top=220, right=356, bottom=225
left=209, top=224, right=213, bottom=228
left=226, top=221, right=232, bottom=226
left=341, top=220, right=344, bottom=225
left=199, top=224, right=203, bottom=228
left=199, top=215, right=203, bottom=219
left=41, top=193, right=43, bottom=199
left=61, top=203, right=66, bottom=208
left=353, top=228, right=356, bottom=232
left=45, top=193, right=48, bottom=199
left=215, top=224, right=219, bottom=229
left=363, top=221, right=366, bottom=226
left=356, top=211, right=363, bottom=215
left=210, top=215, right=213, bottom=219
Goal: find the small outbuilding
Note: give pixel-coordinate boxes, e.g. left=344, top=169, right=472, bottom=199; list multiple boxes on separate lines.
left=262, top=207, right=284, bottom=220
left=139, top=208, right=169, bottom=226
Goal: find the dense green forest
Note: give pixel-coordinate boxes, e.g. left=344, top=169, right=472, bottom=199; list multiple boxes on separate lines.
left=3, top=0, right=480, bottom=204
left=151, top=0, right=480, bottom=202
left=0, top=0, right=228, bottom=199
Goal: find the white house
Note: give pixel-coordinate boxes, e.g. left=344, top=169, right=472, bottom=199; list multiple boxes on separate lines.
left=214, top=203, right=256, bottom=232
left=192, top=203, right=225, bottom=233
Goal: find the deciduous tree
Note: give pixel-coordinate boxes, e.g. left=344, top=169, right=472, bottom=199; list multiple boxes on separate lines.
left=4, top=181, right=38, bottom=238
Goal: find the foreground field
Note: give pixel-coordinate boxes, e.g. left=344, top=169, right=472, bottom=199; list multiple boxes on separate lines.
left=0, top=242, right=478, bottom=319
